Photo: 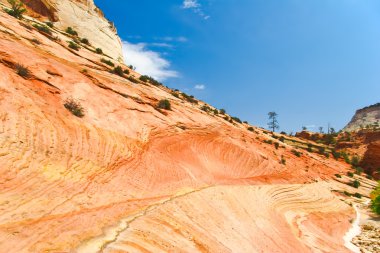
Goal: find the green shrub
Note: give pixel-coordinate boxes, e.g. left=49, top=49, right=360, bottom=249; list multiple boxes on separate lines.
left=332, top=150, right=341, bottom=160
left=219, top=109, right=226, bottom=115
left=127, top=76, right=138, bottom=83
left=335, top=174, right=342, bottom=178
left=15, top=64, right=30, bottom=78
left=354, top=193, right=362, bottom=199
left=64, top=98, right=84, bottom=118
left=291, top=149, right=302, bottom=157
left=231, top=117, right=242, bottom=123
left=351, top=156, right=360, bottom=167
left=371, top=184, right=380, bottom=214
left=307, top=144, right=313, bottom=152
left=248, top=127, right=254, bottom=132
left=45, top=21, right=53, bottom=28
left=274, top=142, right=280, bottom=149
left=281, top=156, right=286, bottom=165
left=80, top=38, right=89, bottom=45
left=123, top=68, right=130, bottom=75
left=354, top=167, right=363, bottom=175
left=66, top=27, right=78, bottom=36
left=264, top=139, right=273, bottom=145
left=4, top=0, right=26, bottom=19
left=96, top=48, right=103, bottom=54
left=347, top=171, right=354, bottom=178
left=68, top=41, right=80, bottom=51
left=157, top=99, right=171, bottom=110
left=366, top=174, right=373, bottom=180
left=352, top=179, right=360, bottom=188
left=101, top=58, right=114, bottom=67
left=201, top=105, right=211, bottom=112
left=344, top=191, right=351, bottom=196
left=213, top=109, right=219, bottom=115
left=181, top=93, right=198, bottom=104
left=139, top=75, right=149, bottom=82
left=279, top=136, right=285, bottom=142
left=33, top=24, right=52, bottom=35
left=318, top=146, right=325, bottom=155
left=113, top=66, right=124, bottom=77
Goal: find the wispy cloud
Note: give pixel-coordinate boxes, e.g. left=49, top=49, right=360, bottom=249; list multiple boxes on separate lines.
left=122, top=41, right=178, bottom=81
left=150, top=43, right=174, bottom=49
left=194, top=84, right=206, bottom=90
left=182, top=0, right=210, bottom=20
left=155, top=36, right=188, bottom=42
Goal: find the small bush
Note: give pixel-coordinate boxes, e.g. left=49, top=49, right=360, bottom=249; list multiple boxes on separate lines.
left=213, top=109, right=219, bottom=115
left=318, top=146, right=325, bottom=155
left=279, top=136, right=285, bottom=142
left=80, top=38, right=89, bottom=45
left=352, top=179, right=360, bottom=188
left=335, top=174, right=342, bottom=178
left=231, top=117, right=242, bottom=123
left=307, top=144, right=313, bottom=152
left=248, top=127, right=254, bottom=132
left=45, top=22, right=53, bottom=28
left=201, top=105, right=211, bottom=112
left=264, top=139, right=273, bottom=145
left=123, top=68, right=130, bottom=75
left=157, top=99, right=171, bottom=110
left=343, top=191, right=351, bottom=196
left=354, top=166, right=363, bottom=175
left=96, top=48, right=103, bottom=54
left=219, top=109, right=226, bottom=115
left=354, top=193, right=362, bottom=199
left=181, top=93, right=198, bottom=104
left=64, top=98, right=84, bottom=118
left=101, top=58, right=114, bottom=67
left=281, top=156, right=286, bottom=165
left=15, top=64, right=31, bottom=78
left=139, top=75, right=149, bottom=82
left=113, top=66, right=124, bottom=77
left=347, top=171, right=354, bottom=177
left=127, top=76, right=138, bottom=83
left=31, top=38, right=41, bottom=44
left=4, top=0, right=26, bottom=19
left=351, top=156, right=360, bottom=167
left=332, top=150, right=341, bottom=160
left=68, top=41, right=80, bottom=51
left=274, top=142, right=280, bottom=149
left=291, top=149, right=302, bottom=157
left=366, top=174, right=373, bottom=180
left=66, top=27, right=78, bottom=36
left=33, top=24, right=52, bottom=35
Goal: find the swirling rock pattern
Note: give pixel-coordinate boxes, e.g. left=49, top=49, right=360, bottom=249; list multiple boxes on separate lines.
left=0, top=9, right=357, bottom=253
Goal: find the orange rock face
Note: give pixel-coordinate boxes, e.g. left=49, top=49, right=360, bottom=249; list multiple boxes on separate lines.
left=0, top=8, right=361, bottom=253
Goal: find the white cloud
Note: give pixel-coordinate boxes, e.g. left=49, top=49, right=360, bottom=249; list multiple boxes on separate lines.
left=194, top=84, right=206, bottom=90
left=156, top=36, right=188, bottom=42
left=182, top=0, right=210, bottom=20
left=122, top=41, right=178, bottom=81
left=183, top=0, right=200, bottom=9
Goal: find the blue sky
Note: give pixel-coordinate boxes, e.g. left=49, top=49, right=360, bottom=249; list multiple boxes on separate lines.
left=95, top=0, right=380, bottom=133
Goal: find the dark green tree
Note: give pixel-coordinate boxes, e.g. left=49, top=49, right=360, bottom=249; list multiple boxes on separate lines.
left=268, top=112, right=279, bottom=132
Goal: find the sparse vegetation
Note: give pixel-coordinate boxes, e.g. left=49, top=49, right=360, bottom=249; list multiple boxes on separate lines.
left=138, top=75, right=162, bottom=86
left=354, top=193, right=362, bottom=199
left=352, top=179, right=360, bottom=188
left=219, top=109, right=226, bottom=115
left=279, top=136, right=285, bottom=142
left=4, top=0, right=26, bottom=19
left=68, top=41, right=80, bottom=51
left=127, top=76, right=139, bottom=83
left=101, top=58, right=114, bottom=67
left=181, top=93, right=198, bottom=104
left=64, top=98, right=85, bottom=118
left=123, top=68, right=130, bottom=75
left=344, top=191, right=351, bottom=196
left=33, top=24, right=52, bottom=35
left=15, top=64, right=31, bottom=78
left=248, top=127, right=254, bottom=132
left=66, top=27, right=78, bottom=36
left=371, top=183, right=380, bottom=215
left=264, top=139, right=273, bottom=145
left=157, top=99, right=171, bottom=110
left=291, top=149, right=302, bottom=157
left=231, top=116, right=242, bottom=123
left=335, top=174, right=342, bottom=178
left=80, top=38, right=89, bottom=45
left=139, top=75, right=149, bottom=82
left=347, top=171, right=354, bottom=178
left=281, top=155, right=286, bottom=165
left=112, top=66, right=124, bottom=77
left=45, top=22, right=53, bottom=28
left=268, top=112, right=279, bottom=132
left=274, top=142, right=280, bottom=149
left=96, top=48, right=103, bottom=54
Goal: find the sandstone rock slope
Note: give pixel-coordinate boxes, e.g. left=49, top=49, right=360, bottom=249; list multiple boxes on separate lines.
left=0, top=5, right=376, bottom=253
left=344, top=103, right=380, bottom=132
left=0, top=0, right=124, bottom=60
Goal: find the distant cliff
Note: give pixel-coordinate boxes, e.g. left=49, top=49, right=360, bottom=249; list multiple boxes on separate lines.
left=343, top=103, right=380, bottom=132
left=0, top=0, right=124, bottom=60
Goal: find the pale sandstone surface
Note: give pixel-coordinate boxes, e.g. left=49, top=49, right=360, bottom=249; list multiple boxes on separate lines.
left=0, top=8, right=375, bottom=253
left=0, top=0, right=123, bottom=60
